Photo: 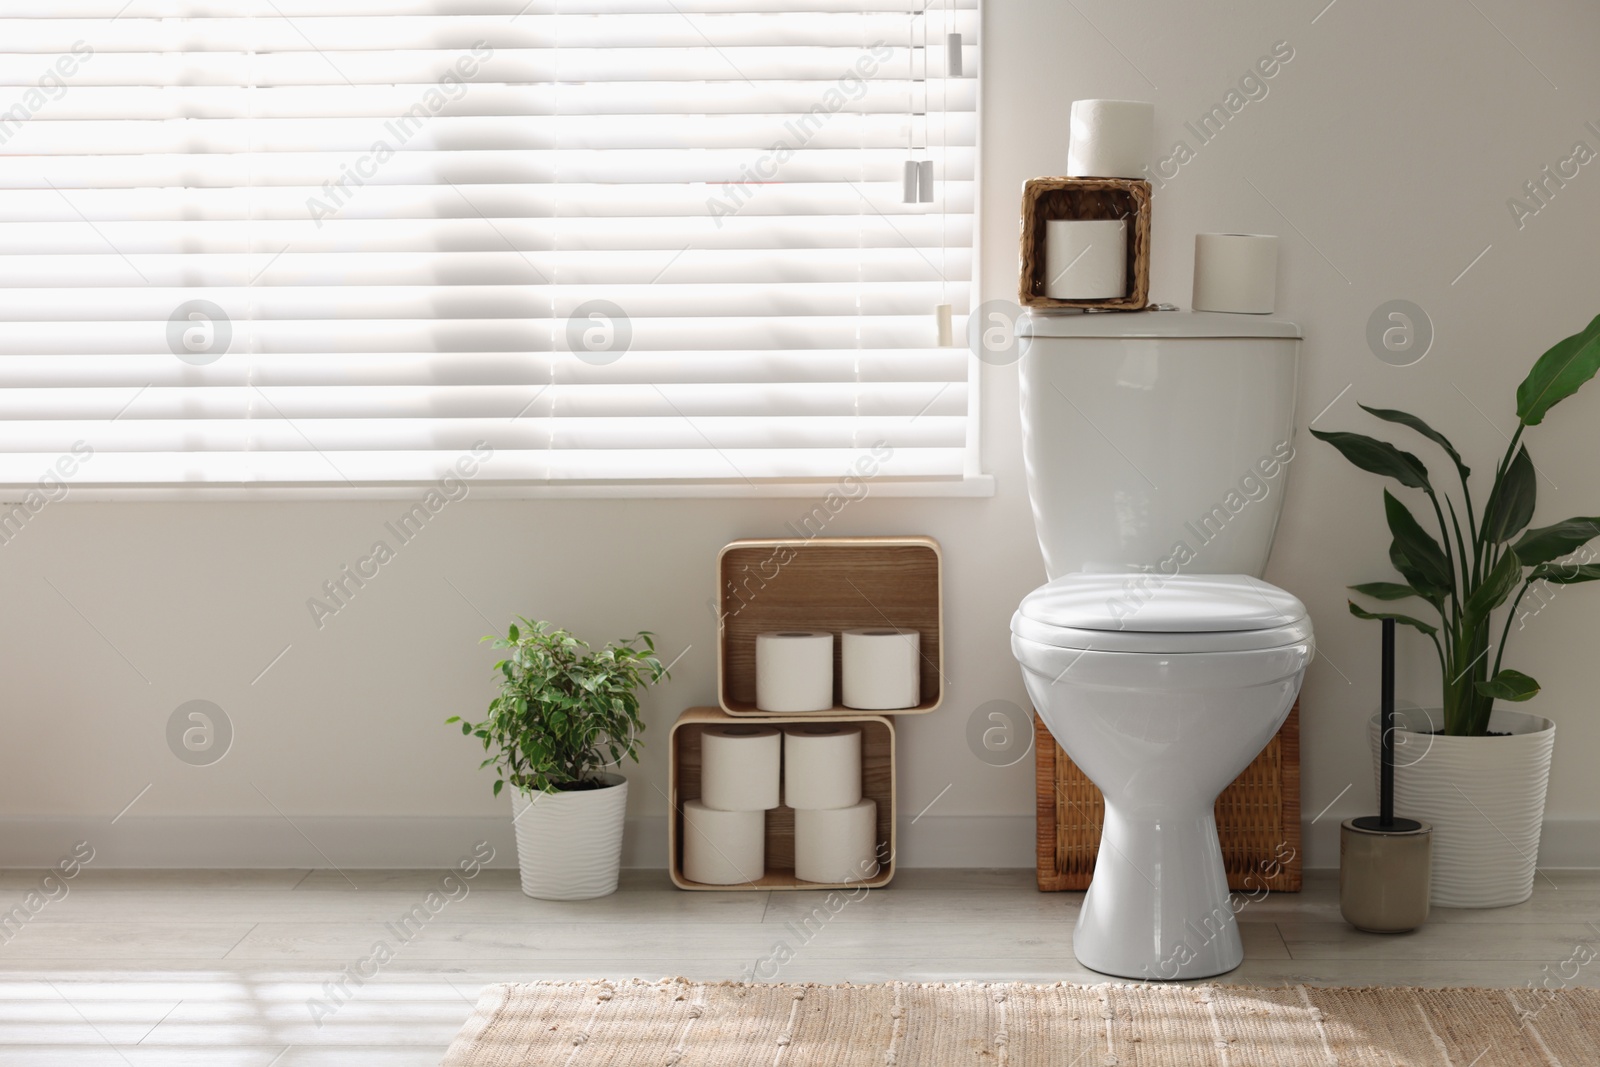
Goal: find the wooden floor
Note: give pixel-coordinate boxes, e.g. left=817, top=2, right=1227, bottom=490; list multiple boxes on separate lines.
left=0, top=866, right=1595, bottom=1065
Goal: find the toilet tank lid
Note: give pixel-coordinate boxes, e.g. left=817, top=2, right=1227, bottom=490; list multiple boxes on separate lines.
left=1014, top=573, right=1309, bottom=634
left=1017, top=309, right=1300, bottom=340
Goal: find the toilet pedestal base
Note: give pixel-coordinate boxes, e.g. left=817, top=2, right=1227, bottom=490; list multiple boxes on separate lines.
left=1073, top=803, right=1242, bottom=981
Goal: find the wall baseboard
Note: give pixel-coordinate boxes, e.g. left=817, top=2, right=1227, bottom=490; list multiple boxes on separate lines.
left=0, top=814, right=1035, bottom=870
left=1, top=814, right=1595, bottom=871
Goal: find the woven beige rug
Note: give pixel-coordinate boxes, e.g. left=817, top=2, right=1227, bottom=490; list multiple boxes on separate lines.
left=442, top=978, right=1600, bottom=1066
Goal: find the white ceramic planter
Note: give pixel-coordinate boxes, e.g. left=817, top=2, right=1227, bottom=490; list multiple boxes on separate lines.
left=508, top=772, right=629, bottom=901
left=1368, top=707, right=1554, bottom=908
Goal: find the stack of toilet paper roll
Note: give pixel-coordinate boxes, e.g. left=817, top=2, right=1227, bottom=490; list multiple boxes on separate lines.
left=756, top=629, right=921, bottom=712
left=684, top=721, right=880, bottom=885
left=1047, top=99, right=1154, bottom=301
left=682, top=723, right=780, bottom=885
left=1052, top=97, right=1279, bottom=314
left=784, top=723, right=879, bottom=884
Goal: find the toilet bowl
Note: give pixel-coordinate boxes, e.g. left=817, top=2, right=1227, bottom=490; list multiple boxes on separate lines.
left=1011, top=572, right=1312, bottom=979
left=1012, top=310, right=1313, bottom=980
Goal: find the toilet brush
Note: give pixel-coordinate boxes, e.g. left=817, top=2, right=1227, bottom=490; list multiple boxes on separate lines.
left=1340, top=618, right=1433, bottom=933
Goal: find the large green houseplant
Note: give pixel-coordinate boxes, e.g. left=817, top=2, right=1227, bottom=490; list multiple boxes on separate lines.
left=1314, top=313, right=1600, bottom=908
left=448, top=618, right=668, bottom=899
left=1313, top=313, right=1600, bottom=736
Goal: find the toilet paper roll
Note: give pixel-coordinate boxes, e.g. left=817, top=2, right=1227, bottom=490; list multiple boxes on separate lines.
left=783, top=723, right=863, bottom=810
left=841, top=629, right=921, bottom=711
left=681, top=800, right=765, bottom=885
left=1067, top=99, right=1154, bottom=178
left=700, top=724, right=781, bottom=812
left=1044, top=219, right=1128, bottom=300
left=755, top=631, right=834, bottom=713
left=795, top=799, right=880, bottom=884
left=1192, top=233, right=1278, bottom=314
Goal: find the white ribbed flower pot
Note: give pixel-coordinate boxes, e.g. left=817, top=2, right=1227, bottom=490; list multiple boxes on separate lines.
left=508, top=773, right=629, bottom=901
left=1368, top=707, right=1554, bottom=908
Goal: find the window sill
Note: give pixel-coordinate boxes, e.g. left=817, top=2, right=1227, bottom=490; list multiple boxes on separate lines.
left=10, top=475, right=997, bottom=503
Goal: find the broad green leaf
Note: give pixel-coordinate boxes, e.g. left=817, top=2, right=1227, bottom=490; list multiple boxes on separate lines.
left=492, top=779, right=503, bottom=797
left=1475, top=668, right=1541, bottom=702
left=1384, top=489, right=1451, bottom=591
left=1350, top=581, right=1427, bottom=601
left=508, top=623, right=519, bottom=641
left=1389, top=540, right=1445, bottom=602
left=1465, top=548, right=1523, bottom=619
left=1516, top=312, right=1600, bottom=426
left=1512, top=517, right=1600, bottom=566
left=1485, top=447, right=1536, bottom=542
left=1309, top=429, right=1430, bottom=490
left=1530, top=562, right=1600, bottom=585
left=1359, top=404, right=1470, bottom=482
left=1348, top=600, right=1438, bottom=636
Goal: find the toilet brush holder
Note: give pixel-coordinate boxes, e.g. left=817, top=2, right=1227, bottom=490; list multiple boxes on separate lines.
left=1340, top=817, right=1432, bottom=933
left=1339, top=617, right=1432, bottom=933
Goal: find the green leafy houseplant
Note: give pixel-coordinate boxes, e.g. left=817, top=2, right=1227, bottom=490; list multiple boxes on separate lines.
left=1313, top=314, right=1600, bottom=737
left=447, top=619, right=668, bottom=796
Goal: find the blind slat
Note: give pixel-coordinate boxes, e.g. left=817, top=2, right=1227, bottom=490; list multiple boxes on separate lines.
left=9, top=11, right=978, bottom=52
left=0, top=349, right=968, bottom=386
left=0, top=216, right=974, bottom=252
left=0, top=448, right=968, bottom=486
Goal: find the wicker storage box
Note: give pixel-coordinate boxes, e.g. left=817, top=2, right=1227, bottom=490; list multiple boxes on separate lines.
left=1035, top=703, right=1301, bottom=892
left=1019, top=177, right=1151, bottom=310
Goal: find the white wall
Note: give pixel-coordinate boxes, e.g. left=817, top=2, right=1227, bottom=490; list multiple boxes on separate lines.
left=6, top=0, right=1600, bottom=870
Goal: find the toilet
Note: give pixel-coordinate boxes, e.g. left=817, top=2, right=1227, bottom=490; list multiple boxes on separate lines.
left=1010, top=310, right=1314, bottom=980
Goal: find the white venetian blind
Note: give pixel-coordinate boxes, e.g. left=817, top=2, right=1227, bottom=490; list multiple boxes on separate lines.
left=0, top=0, right=976, bottom=489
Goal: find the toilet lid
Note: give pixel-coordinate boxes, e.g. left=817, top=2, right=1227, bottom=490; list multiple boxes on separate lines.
left=1011, top=573, right=1313, bottom=654
left=1017, top=309, right=1301, bottom=340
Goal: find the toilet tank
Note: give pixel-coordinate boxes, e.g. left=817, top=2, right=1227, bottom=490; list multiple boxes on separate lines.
left=1017, top=310, right=1301, bottom=580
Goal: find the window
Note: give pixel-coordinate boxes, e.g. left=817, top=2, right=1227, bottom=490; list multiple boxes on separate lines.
left=0, top=1, right=977, bottom=493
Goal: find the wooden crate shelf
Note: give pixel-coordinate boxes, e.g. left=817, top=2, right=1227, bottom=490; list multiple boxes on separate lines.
left=716, top=536, right=943, bottom=717
left=668, top=706, right=896, bottom=891
left=1035, top=702, right=1301, bottom=893
left=1019, top=177, right=1151, bottom=310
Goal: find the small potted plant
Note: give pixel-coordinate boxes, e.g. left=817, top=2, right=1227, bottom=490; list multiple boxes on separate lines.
left=448, top=618, right=668, bottom=900
left=1314, top=312, right=1600, bottom=907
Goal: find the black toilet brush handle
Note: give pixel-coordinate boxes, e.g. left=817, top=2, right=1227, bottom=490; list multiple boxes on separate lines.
left=1380, top=617, right=1395, bottom=828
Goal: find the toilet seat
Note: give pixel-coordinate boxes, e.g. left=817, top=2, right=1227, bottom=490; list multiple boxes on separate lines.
left=1011, top=573, right=1312, bottom=654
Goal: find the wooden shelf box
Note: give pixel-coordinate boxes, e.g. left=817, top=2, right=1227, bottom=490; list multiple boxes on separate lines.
left=716, top=536, right=943, bottom=717
left=1036, top=703, right=1302, bottom=893
left=1019, top=177, right=1152, bottom=310
left=668, top=706, right=896, bottom=891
